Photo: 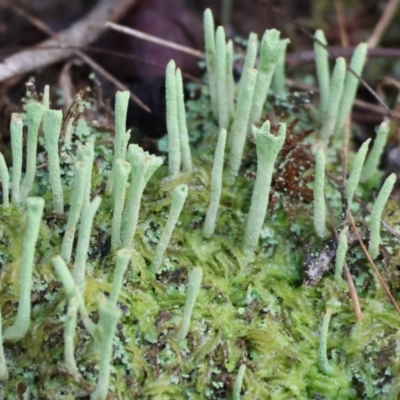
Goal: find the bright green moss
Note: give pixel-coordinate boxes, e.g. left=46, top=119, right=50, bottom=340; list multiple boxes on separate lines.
left=0, top=18, right=399, bottom=400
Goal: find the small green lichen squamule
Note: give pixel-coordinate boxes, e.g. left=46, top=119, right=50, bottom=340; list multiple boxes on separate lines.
left=0, top=7, right=400, bottom=400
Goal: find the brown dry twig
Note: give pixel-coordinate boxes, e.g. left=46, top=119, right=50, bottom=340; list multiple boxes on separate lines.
left=347, top=212, right=400, bottom=316
left=3, top=2, right=150, bottom=113
left=0, top=0, right=136, bottom=81
left=368, top=0, right=400, bottom=49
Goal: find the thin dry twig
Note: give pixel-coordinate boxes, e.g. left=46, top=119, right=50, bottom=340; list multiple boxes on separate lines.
left=285, top=78, right=400, bottom=120
left=368, top=0, right=400, bottom=49
left=327, top=198, right=362, bottom=320
left=347, top=211, right=400, bottom=316
left=0, top=0, right=136, bottom=81
left=5, top=3, right=150, bottom=113
left=106, top=21, right=205, bottom=58
left=334, top=0, right=349, bottom=48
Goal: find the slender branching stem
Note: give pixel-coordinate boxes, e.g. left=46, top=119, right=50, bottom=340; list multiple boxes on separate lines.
left=61, top=162, right=87, bottom=263
left=43, top=110, right=64, bottom=213
left=318, top=308, right=333, bottom=375
left=314, top=30, right=330, bottom=119
left=4, top=197, right=44, bottom=342
left=176, top=68, right=192, bottom=173
left=21, top=102, right=45, bottom=200
left=73, top=196, right=102, bottom=291
left=0, top=152, right=10, bottom=205
left=111, top=160, right=131, bottom=250
left=10, top=113, right=23, bottom=204
left=176, top=266, right=203, bottom=341
left=243, top=122, right=286, bottom=253
left=314, top=147, right=326, bottom=238
left=149, top=185, right=188, bottom=274
left=203, top=129, right=227, bottom=238
left=320, top=57, right=346, bottom=142
left=369, top=173, right=396, bottom=259
left=91, top=300, right=121, bottom=400
left=345, top=139, right=371, bottom=206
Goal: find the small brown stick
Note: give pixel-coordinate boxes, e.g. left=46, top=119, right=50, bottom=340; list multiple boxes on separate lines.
left=105, top=21, right=205, bottom=58
left=334, top=0, right=349, bottom=48
left=326, top=197, right=362, bottom=320
left=4, top=3, right=150, bottom=113
left=347, top=211, right=400, bottom=316
left=368, top=0, right=400, bottom=49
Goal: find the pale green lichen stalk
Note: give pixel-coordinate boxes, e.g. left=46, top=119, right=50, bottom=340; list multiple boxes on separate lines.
left=215, top=26, right=229, bottom=130
left=226, top=39, right=236, bottom=118
left=249, top=30, right=290, bottom=125
left=314, top=30, right=330, bottom=119
left=176, top=68, right=192, bottom=173
left=345, top=138, right=371, bottom=206
left=335, top=226, right=349, bottom=280
left=90, top=300, right=121, bottom=400
left=106, top=90, right=130, bottom=195
left=3, top=197, right=44, bottom=342
left=20, top=102, right=45, bottom=200
left=313, top=147, right=326, bottom=238
left=111, top=159, right=131, bottom=250
left=43, top=109, right=64, bottom=213
left=204, top=8, right=218, bottom=116
left=318, top=308, right=334, bottom=375
left=320, top=57, right=346, bottom=142
left=335, top=43, right=368, bottom=133
left=0, top=309, right=8, bottom=381
left=150, top=184, right=188, bottom=274
left=368, top=173, right=396, bottom=259
left=362, top=120, right=390, bottom=182
left=73, top=196, right=102, bottom=291
left=109, top=249, right=131, bottom=304
left=233, top=364, right=246, bottom=400
left=61, top=161, right=88, bottom=263
left=121, top=145, right=162, bottom=249
left=203, top=128, right=227, bottom=238
left=227, top=68, right=258, bottom=179
left=10, top=113, right=23, bottom=204
left=243, top=121, right=286, bottom=253
left=0, top=152, right=9, bottom=205
left=165, top=60, right=181, bottom=178
left=176, top=266, right=203, bottom=342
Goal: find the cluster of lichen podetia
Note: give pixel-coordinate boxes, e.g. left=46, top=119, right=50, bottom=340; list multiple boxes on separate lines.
left=0, top=7, right=398, bottom=399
